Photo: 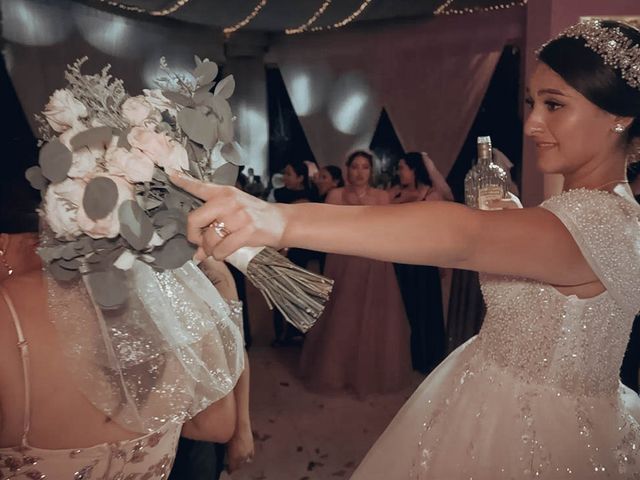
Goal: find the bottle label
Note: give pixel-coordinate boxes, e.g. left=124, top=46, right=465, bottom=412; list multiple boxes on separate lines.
left=478, top=186, right=504, bottom=210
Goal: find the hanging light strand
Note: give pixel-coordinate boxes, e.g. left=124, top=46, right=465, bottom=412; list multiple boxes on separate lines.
left=285, top=0, right=333, bottom=35
left=94, top=0, right=192, bottom=16
left=435, top=0, right=527, bottom=16
left=223, top=0, right=269, bottom=36
left=293, top=0, right=374, bottom=34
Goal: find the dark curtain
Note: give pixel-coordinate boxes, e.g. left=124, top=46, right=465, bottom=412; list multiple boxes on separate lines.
left=266, top=65, right=314, bottom=177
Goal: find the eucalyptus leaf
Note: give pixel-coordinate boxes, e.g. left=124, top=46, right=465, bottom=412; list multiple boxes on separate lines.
left=156, top=221, right=180, bottom=240
left=114, top=128, right=132, bottom=149
left=25, top=166, right=48, bottom=191
left=193, top=84, right=215, bottom=103
left=211, top=162, right=239, bottom=186
left=83, top=177, right=118, bottom=221
left=151, top=235, right=195, bottom=270
left=153, top=208, right=187, bottom=227
left=69, top=126, right=113, bottom=151
left=194, top=61, right=218, bottom=85
left=136, top=195, right=163, bottom=211
left=58, top=258, right=81, bottom=270
left=87, top=268, right=128, bottom=309
left=39, top=140, right=72, bottom=183
left=118, top=200, right=154, bottom=251
left=177, top=108, right=217, bottom=149
left=62, top=243, right=82, bottom=261
left=214, top=75, right=235, bottom=100
left=221, top=142, right=244, bottom=166
left=38, top=245, right=66, bottom=263
left=49, top=260, right=80, bottom=282
left=202, top=95, right=231, bottom=120
left=164, top=190, right=197, bottom=212
left=162, top=91, right=194, bottom=108
left=217, top=116, right=235, bottom=144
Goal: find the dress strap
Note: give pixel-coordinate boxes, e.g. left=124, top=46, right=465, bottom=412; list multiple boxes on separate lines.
left=0, top=286, right=31, bottom=447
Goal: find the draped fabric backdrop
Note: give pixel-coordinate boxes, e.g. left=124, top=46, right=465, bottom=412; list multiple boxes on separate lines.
left=270, top=7, right=525, bottom=174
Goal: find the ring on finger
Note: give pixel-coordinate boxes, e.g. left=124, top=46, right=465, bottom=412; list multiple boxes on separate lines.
left=209, top=221, right=230, bottom=238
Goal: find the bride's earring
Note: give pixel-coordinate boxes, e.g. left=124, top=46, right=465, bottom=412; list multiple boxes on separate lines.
left=613, top=123, right=626, bottom=134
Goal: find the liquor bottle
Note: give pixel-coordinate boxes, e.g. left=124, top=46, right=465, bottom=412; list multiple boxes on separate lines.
left=464, top=136, right=507, bottom=210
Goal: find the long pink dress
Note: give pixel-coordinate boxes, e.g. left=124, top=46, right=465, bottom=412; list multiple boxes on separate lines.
left=299, top=188, right=412, bottom=396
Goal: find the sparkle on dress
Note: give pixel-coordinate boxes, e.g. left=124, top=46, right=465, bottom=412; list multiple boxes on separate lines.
left=351, top=188, right=640, bottom=479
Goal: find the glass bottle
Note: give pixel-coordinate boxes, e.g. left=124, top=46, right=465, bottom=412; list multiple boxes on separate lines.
left=464, top=136, right=507, bottom=210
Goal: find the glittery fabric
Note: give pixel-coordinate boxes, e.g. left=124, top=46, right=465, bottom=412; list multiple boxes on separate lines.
left=351, top=188, right=640, bottom=479
left=0, top=420, right=181, bottom=480
left=48, top=260, right=244, bottom=434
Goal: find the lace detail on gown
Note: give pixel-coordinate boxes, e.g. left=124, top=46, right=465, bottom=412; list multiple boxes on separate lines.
left=351, top=188, right=640, bottom=479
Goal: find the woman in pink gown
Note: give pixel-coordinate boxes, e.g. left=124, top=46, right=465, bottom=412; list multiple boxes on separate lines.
left=299, top=151, right=412, bottom=396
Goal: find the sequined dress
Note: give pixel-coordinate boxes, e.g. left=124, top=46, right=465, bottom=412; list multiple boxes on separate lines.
left=351, top=188, right=640, bottom=479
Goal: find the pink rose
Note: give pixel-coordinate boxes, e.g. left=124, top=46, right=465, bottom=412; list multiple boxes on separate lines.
left=122, top=96, right=155, bottom=126
left=43, top=89, right=88, bottom=133
left=106, top=147, right=155, bottom=183
left=127, top=127, right=188, bottom=171
left=76, top=175, right=134, bottom=239
left=43, top=178, right=86, bottom=240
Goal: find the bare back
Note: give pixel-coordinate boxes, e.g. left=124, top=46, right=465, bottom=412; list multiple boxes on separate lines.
left=0, top=270, right=140, bottom=449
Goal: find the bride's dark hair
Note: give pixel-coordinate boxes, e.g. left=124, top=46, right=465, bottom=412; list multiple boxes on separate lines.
left=538, top=20, right=640, bottom=149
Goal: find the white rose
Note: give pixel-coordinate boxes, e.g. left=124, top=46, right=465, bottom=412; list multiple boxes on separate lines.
left=43, top=178, right=86, bottom=240
left=76, top=175, right=135, bottom=239
left=122, top=96, right=155, bottom=126
left=68, top=147, right=103, bottom=180
left=106, top=146, right=155, bottom=183
left=142, top=89, right=177, bottom=118
left=43, top=89, right=88, bottom=133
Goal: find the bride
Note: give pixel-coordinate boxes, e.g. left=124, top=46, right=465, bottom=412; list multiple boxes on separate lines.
left=173, top=19, right=640, bottom=478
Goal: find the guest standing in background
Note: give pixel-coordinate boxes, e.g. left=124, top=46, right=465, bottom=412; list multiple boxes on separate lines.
left=388, top=152, right=448, bottom=374
left=299, top=151, right=412, bottom=396
left=314, top=165, right=345, bottom=203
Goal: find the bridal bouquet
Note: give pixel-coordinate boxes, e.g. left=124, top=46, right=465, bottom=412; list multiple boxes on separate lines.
left=27, top=57, right=332, bottom=331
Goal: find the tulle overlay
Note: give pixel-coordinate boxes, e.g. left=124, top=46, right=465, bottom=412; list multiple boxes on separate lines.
left=48, top=260, right=245, bottom=433
left=352, top=188, right=640, bottom=479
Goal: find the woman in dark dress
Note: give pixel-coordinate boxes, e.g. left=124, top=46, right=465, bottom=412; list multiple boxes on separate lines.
left=272, top=161, right=319, bottom=346
left=388, top=152, right=448, bottom=374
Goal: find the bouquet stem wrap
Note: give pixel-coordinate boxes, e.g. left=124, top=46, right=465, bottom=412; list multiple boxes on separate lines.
left=226, top=246, right=333, bottom=332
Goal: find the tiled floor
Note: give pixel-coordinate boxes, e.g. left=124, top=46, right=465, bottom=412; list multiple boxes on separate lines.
left=224, top=342, right=422, bottom=480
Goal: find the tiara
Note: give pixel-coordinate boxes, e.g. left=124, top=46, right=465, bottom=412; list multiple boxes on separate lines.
left=540, top=19, right=640, bottom=90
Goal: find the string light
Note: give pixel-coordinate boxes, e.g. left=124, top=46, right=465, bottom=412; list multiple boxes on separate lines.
left=223, top=0, right=268, bottom=36
left=435, top=0, right=527, bottom=16
left=285, top=0, right=333, bottom=35
left=285, top=0, right=374, bottom=34
left=94, top=0, right=192, bottom=16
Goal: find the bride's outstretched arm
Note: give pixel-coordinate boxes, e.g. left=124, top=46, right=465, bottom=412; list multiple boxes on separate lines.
left=171, top=174, right=595, bottom=288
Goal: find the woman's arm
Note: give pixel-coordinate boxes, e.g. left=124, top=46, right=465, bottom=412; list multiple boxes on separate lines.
left=181, top=392, right=237, bottom=442
left=171, top=175, right=596, bottom=288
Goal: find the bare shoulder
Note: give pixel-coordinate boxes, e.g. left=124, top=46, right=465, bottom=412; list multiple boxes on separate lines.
left=325, top=188, right=344, bottom=205
left=373, top=188, right=390, bottom=204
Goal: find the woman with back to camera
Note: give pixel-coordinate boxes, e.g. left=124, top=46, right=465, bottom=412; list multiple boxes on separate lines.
left=174, top=19, right=640, bottom=478
left=389, top=152, right=449, bottom=375
left=0, top=203, right=245, bottom=478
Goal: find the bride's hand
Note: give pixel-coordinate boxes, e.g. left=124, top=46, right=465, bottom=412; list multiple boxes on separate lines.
left=169, top=172, right=288, bottom=260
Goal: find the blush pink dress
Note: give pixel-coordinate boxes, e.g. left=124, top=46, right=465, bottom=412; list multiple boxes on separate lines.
left=299, top=188, right=412, bottom=396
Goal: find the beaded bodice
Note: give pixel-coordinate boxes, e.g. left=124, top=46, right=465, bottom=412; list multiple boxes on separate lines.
left=477, top=188, right=640, bottom=397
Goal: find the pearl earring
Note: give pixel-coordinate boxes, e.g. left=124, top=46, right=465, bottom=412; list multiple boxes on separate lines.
left=613, top=123, right=626, bottom=134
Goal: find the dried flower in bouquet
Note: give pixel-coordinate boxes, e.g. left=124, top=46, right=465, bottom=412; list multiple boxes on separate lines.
left=28, top=56, right=332, bottom=331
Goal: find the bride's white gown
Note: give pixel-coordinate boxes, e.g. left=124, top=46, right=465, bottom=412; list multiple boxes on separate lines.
left=351, top=188, right=640, bottom=479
